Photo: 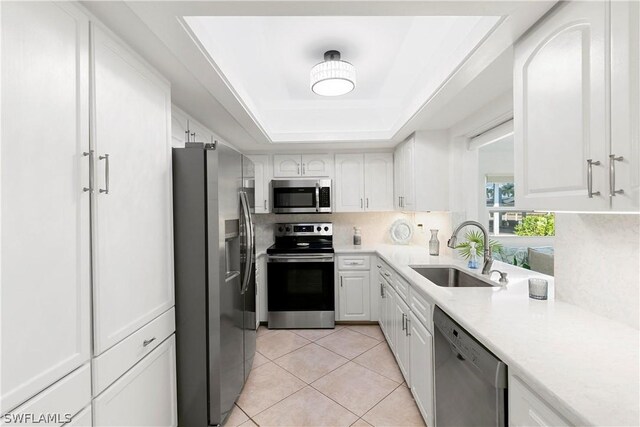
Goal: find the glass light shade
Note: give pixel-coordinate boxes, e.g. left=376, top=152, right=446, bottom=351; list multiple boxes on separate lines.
left=310, top=59, right=356, bottom=96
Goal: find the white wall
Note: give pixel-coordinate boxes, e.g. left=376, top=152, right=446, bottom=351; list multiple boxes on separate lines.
left=254, top=211, right=452, bottom=255
left=554, top=214, right=640, bottom=329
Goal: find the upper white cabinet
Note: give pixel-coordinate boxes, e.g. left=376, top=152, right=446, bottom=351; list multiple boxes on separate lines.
left=335, top=154, right=365, bottom=211
left=1, top=1, right=91, bottom=412
left=171, top=108, right=214, bottom=148
left=610, top=0, right=640, bottom=210
left=335, top=153, right=394, bottom=212
left=515, top=0, right=639, bottom=212
left=91, top=24, right=174, bottom=354
left=394, top=132, right=449, bottom=212
left=250, top=155, right=272, bottom=213
left=273, top=154, right=332, bottom=177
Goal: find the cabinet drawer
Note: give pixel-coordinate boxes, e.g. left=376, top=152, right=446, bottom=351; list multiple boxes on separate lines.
left=64, top=405, right=91, bottom=426
left=92, top=308, right=175, bottom=395
left=509, top=375, right=571, bottom=427
left=376, top=259, right=394, bottom=282
left=394, top=274, right=409, bottom=302
left=93, top=336, right=177, bottom=427
left=3, top=364, right=91, bottom=426
left=409, top=288, right=433, bottom=332
left=338, top=255, right=371, bottom=270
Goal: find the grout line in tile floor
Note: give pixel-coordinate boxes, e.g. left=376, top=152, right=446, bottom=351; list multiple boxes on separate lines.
left=235, top=324, right=425, bottom=426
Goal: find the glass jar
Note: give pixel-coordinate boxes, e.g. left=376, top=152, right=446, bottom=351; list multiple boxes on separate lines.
left=429, top=229, right=439, bottom=256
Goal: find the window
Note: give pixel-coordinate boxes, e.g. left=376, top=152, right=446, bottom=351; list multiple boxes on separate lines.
left=484, top=175, right=554, bottom=236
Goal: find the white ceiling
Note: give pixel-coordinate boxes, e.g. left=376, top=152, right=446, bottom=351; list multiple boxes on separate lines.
left=184, top=15, right=501, bottom=143
left=82, top=1, right=557, bottom=152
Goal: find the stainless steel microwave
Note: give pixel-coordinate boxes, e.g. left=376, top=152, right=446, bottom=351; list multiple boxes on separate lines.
left=272, top=179, right=332, bottom=214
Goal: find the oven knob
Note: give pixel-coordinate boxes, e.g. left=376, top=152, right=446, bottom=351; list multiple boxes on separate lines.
left=278, top=226, right=284, bottom=232
left=324, top=226, right=329, bottom=231
left=316, top=226, right=321, bottom=232
left=285, top=226, right=291, bottom=232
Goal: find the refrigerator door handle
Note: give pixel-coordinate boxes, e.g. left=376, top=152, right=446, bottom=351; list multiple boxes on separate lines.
left=239, top=191, right=254, bottom=295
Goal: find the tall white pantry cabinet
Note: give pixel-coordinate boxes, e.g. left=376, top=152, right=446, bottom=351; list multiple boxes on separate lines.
left=1, top=2, right=176, bottom=426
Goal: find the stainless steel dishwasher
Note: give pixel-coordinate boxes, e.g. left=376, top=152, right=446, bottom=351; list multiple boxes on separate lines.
left=433, top=306, right=508, bottom=426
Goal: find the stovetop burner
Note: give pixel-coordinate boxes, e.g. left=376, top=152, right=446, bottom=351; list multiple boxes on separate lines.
left=267, top=222, right=333, bottom=255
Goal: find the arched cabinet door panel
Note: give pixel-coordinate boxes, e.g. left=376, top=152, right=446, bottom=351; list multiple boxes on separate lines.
left=514, top=1, right=609, bottom=211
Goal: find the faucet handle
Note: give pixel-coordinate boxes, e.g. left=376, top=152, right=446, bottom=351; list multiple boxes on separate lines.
left=447, top=236, right=457, bottom=248
left=489, top=270, right=509, bottom=285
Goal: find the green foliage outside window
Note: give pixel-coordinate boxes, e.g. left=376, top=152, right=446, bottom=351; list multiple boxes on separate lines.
left=514, top=214, right=555, bottom=236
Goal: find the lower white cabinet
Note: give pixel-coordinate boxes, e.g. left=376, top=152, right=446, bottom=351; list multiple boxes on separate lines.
left=393, top=295, right=411, bottom=385
left=65, top=405, right=92, bottom=427
left=338, top=271, right=371, bottom=321
left=93, top=336, right=177, bottom=427
left=3, top=364, right=91, bottom=427
left=409, top=312, right=435, bottom=427
left=509, top=374, right=571, bottom=427
left=378, top=260, right=435, bottom=425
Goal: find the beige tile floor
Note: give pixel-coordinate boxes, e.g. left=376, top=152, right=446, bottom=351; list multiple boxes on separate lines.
left=225, top=324, right=427, bottom=427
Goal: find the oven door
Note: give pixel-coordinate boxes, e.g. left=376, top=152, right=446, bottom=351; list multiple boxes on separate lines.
left=267, top=254, right=335, bottom=328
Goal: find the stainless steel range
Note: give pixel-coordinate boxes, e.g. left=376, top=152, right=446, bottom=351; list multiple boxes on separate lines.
left=267, top=223, right=335, bottom=329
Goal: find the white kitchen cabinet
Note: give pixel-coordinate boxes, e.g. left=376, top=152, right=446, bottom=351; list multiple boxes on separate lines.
left=4, top=364, right=91, bottom=427
left=338, top=271, right=371, bottom=321
left=273, top=154, right=332, bottom=177
left=393, top=295, right=411, bottom=385
left=515, top=1, right=638, bottom=212
left=1, top=1, right=92, bottom=412
left=170, top=108, right=213, bottom=148
left=610, top=0, right=640, bottom=211
left=394, top=132, right=449, bottom=212
left=93, top=336, right=177, bottom=427
left=384, top=284, right=398, bottom=351
left=394, top=139, right=413, bottom=210
left=250, top=155, right=272, bottom=213
left=335, top=153, right=394, bottom=212
left=91, top=24, right=174, bottom=354
left=509, top=374, right=571, bottom=427
left=302, top=154, right=333, bottom=177
left=335, top=154, right=365, bottom=211
left=409, top=312, right=435, bottom=427
left=364, top=153, right=394, bottom=211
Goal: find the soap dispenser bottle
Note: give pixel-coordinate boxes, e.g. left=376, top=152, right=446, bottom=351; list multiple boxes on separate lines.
left=468, top=242, right=479, bottom=269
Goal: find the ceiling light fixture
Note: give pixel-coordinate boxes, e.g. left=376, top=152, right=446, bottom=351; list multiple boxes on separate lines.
left=310, top=50, right=356, bottom=97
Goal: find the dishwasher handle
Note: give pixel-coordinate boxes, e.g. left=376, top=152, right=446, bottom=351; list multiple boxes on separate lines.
left=434, top=306, right=508, bottom=389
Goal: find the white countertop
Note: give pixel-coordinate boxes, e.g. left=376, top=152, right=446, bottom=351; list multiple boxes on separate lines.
left=335, top=244, right=640, bottom=426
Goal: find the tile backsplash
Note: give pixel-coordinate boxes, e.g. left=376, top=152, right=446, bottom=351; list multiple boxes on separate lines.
left=554, top=213, right=640, bottom=329
left=254, top=211, right=452, bottom=255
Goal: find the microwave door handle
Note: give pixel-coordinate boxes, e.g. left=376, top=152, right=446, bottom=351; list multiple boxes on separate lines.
left=315, top=182, right=320, bottom=212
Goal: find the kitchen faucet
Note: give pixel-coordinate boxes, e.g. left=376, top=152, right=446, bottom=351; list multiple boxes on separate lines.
left=447, top=220, right=493, bottom=275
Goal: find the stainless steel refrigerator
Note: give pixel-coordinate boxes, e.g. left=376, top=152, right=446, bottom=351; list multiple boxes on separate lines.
left=172, top=142, right=256, bottom=426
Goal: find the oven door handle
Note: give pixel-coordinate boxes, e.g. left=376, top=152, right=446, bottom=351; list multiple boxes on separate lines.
left=268, top=255, right=334, bottom=263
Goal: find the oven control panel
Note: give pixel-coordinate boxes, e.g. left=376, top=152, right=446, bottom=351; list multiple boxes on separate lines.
left=275, top=223, right=332, bottom=237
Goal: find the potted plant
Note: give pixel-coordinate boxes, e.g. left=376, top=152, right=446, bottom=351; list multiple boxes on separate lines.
left=455, top=230, right=503, bottom=260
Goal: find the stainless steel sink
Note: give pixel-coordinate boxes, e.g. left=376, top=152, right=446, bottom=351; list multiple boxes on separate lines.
left=411, top=266, right=494, bottom=288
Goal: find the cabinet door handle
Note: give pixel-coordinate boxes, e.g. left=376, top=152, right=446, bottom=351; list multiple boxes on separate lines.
left=401, top=313, right=406, bottom=331
left=587, top=159, right=601, bottom=198
left=82, top=150, right=93, bottom=193
left=366, top=198, right=369, bottom=209
left=143, top=337, right=156, bottom=347
left=340, top=277, right=343, bottom=287
left=405, top=318, right=411, bottom=336
left=360, top=198, right=363, bottom=209
left=302, top=163, right=306, bottom=175
left=99, top=154, right=110, bottom=194
left=380, top=282, right=384, bottom=297
left=264, top=199, right=267, bottom=210
left=297, top=163, right=301, bottom=175
left=609, top=154, right=624, bottom=196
